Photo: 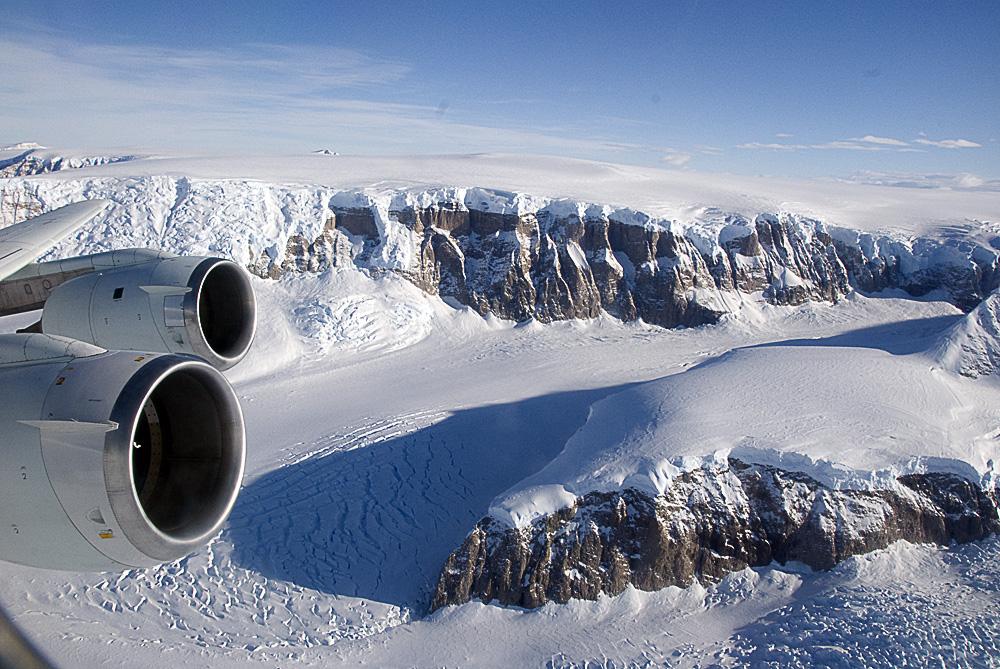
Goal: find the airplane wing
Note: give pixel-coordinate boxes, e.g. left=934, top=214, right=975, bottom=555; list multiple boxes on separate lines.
left=0, top=200, right=108, bottom=281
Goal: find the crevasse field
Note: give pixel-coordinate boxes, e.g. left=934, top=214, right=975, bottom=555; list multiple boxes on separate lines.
left=2, top=150, right=1000, bottom=667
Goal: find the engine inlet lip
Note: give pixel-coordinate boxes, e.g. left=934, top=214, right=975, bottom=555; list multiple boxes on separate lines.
left=104, top=355, right=246, bottom=563
left=183, top=258, right=257, bottom=371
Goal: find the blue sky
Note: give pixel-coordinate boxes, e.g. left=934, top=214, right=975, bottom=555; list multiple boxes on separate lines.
left=1, top=1, right=997, bottom=182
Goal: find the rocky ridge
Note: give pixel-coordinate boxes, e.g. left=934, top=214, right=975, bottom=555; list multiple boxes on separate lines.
left=432, top=459, right=1000, bottom=610
left=256, top=193, right=999, bottom=328
left=1, top=176, right=997, bottom=328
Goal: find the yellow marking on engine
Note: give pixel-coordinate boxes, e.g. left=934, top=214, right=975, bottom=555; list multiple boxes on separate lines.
left=98, top=529, right=114, bottom=539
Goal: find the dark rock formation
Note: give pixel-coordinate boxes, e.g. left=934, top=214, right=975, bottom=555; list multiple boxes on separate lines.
left=250, top=201, right=1000, bottom=329
left=431, top=459, right=1000, bottom=610
left=248, top=207, right=382, bottom=279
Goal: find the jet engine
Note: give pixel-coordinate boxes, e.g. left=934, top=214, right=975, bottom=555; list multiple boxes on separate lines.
left=39, top=254, right=257, bottom=370
left=0, top=334, right=245, bottom=570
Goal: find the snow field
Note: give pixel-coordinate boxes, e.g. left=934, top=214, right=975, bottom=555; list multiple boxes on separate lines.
left=720, top=539, right=1000, bottom=668
left=3, top=276, right=992, bottom=667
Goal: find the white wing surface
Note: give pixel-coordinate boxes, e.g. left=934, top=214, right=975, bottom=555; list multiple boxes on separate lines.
left=0, top=200, right=108, bottom=281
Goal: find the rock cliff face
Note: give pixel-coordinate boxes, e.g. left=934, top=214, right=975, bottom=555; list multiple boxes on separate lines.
left=1, top=168, right=996, bottom=327
left=431, top=459, right=1000, bottom=610
left=254, top=200, right=999, bottom=329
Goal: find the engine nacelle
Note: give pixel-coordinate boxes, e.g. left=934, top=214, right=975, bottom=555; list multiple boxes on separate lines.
left=41, top=256, right=256, bottom=371
left=0, top=334, right=245, bottom=570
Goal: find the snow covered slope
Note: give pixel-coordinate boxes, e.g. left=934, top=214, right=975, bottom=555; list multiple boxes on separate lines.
left=431, top=299, right=1000, bottom=609
left=937, top=288, right=1000, bottom=378
left=491, top=315, right=1000, bottom=530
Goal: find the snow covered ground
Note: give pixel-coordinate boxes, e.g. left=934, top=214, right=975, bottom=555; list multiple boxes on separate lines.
left=2, top=152, right=1000, bottom=666
left=2, top=265, right=998, bottom=667
left=350, top=537, right=1000, bottom=668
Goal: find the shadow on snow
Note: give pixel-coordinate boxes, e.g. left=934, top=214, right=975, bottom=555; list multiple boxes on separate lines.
left=227, top=385, right=632, bottom=611
left=225, top=316, right=962, bottom=610
left=747, top=314, right=961, bottom=356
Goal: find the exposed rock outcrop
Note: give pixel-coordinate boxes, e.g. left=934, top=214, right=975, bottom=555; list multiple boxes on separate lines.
left=251, top=199, right=1000, bottom=329
left=1, top=174, right=995, bottom=329
left=431, top=459, right=1000, bottom=610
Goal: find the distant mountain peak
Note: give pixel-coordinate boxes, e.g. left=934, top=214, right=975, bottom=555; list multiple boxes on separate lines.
left=937, top=290, right=1000, bottom=377
left=0, top=141, right=46, bottom=150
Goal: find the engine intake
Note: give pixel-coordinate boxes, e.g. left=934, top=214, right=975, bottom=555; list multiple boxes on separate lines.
left=106, top=357, right=245, bottom=562
left=41, top=255, right=256, bottom=370
left=0, top=334, right=245, bottom=570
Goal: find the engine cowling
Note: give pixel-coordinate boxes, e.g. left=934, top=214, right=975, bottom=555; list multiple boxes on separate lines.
left=40, top=256, right=257, bottom=370
left=0, top=333, right=245, bottom=570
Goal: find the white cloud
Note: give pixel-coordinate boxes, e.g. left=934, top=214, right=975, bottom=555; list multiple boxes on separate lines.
left=737, top=142, right=804, bottom=150
left=0, top=29, right=648, bottom=157
left=955, top=173, right=986, bottom=188
left=600, top=141, right=647, bottom=152
left=811, top=141, right=883, bottom=151
left=775, top=133, right=794, bottom=138
left=737, top=140, right=883, bottom=151
left=852, top=135, right=909, bottom=146
left=838, top=171, right=1000, bottom=191
left=738, top=134, right=980, bottom=153
left=913, top=138, right=982, bottom=149
left=661, top=151, right=693, bottom=167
